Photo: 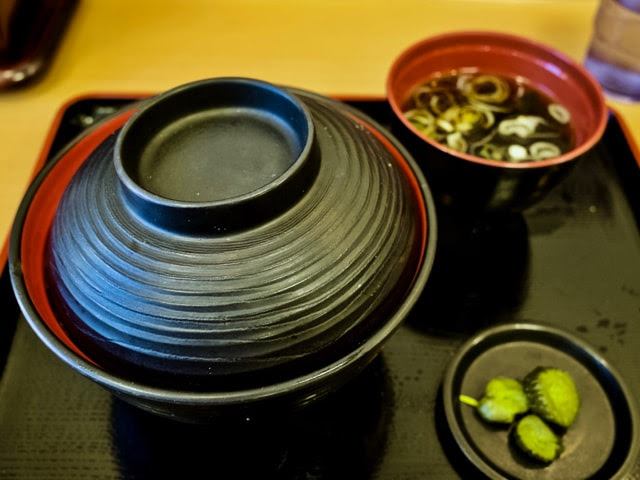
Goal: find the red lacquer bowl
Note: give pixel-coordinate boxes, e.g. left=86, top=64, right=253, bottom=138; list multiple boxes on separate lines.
left=387, top=31, right=608, bottom=214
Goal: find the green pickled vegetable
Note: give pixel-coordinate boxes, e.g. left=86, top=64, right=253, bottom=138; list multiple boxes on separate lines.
left=458, top=366, right=581, bottom=465
left=523, top=367, right=580, bottom=428
left=512, top=414, right=564, bottom=463
left=460, top=376, right=529, bottom=424
left=478, top=377, right=529, bottom=423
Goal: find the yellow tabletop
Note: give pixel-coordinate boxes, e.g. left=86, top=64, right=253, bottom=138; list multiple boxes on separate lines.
left=1, top=0, right=639, bottom=248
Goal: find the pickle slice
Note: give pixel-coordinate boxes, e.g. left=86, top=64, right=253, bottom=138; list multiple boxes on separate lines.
left=523, top=367, right=580, bottom=428
left=477, top=376, right=529, bottom=424
left=512, top=414, right=564, bottom=463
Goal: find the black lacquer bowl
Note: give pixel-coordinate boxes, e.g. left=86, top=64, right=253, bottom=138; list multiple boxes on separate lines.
left=9, top=78, right=437, bottom=421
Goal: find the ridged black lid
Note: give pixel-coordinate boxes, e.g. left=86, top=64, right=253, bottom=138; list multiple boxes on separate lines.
left=46, top=78, right=429, bottom=389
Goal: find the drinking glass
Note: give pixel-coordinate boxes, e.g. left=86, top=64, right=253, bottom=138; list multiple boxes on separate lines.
left=584, top=0, right=640, bottom=102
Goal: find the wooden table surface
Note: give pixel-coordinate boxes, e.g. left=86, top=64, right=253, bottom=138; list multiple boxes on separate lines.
left=1, top=0, right=639, bottom=250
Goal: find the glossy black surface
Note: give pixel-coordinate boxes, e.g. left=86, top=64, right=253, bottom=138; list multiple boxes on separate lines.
left=1, top=98, right=639, bottom=478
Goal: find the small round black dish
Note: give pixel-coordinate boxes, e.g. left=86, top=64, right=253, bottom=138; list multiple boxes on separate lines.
left=442, top=322, right=639, bottom=479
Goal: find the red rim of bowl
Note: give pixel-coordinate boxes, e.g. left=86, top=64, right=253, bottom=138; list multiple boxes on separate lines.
left=387, top=30, right=608, bottom=169
left=9, top=102, right=436, bottom=402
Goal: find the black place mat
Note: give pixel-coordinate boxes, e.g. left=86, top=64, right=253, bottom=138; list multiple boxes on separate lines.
left=0, top=97, right=638, bottom=479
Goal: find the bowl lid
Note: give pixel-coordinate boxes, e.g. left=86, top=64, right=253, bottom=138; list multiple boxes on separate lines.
left=14, top=78, right=437, bottom=391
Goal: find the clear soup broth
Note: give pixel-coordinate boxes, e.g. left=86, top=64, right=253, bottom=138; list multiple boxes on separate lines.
left=402, top=70, right=575, bottom=162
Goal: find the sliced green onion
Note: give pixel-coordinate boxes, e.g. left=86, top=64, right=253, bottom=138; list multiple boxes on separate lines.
left=437, top=119, right=455, bottom=133
left=455, top=73, right=474, bottom=92
left=438, top=105, right=495, bottom=135
left=401, top=72, right=573, bottom=162
left=478, top=107, right=495, bottom=129
left=412, top=86, right=438, bottom=109
left=530, top=141, right=561, bottom=160
left=508, top=144, right=529, bottom=161
left=466, top=74, right=511, bottom=104
left=406, top=109, right=435, bottom=129
left=429, top=92, right=455, bottom=115
left=447, top=131, right=468, bottom=152
left=476, top=143, right=505, bottom=160
left=498, top=115, right=547, bottom=138
left=548, top=104, right=571, bottom=124
left=469, top=98, right=513, bottom=113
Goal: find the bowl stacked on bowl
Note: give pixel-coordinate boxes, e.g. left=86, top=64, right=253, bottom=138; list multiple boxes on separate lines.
left=10, top=77, right=437, bottom=421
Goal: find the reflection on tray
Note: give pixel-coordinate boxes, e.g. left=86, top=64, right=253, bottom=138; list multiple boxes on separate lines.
left=112, top=356, right=392, bottom=478
left=413, top=211, right=530, bottom=336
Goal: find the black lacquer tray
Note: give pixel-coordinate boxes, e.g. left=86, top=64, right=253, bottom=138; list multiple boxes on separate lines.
left=1, top=96, right=639, bottom=479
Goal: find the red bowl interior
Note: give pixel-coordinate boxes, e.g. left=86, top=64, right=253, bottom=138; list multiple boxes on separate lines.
left=19, top=110, right=136, bottom=364
left=387, top=31, right=608, bottom=168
